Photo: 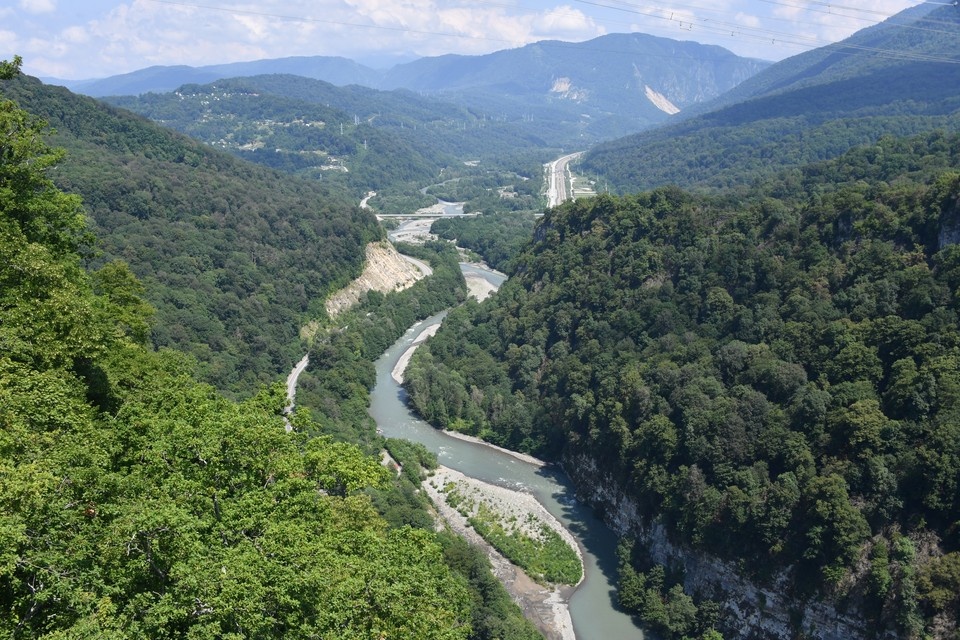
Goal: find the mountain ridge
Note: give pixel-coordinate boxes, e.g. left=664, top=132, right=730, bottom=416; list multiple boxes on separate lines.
left=3, top=73, right=382, bottom=394
left=63, top=32, right=770, bottom=144
left=583, top=4, right=960, bottom=192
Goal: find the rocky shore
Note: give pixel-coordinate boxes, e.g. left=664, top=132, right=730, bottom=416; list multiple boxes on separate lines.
left=424, top=466, right=581, bottom=640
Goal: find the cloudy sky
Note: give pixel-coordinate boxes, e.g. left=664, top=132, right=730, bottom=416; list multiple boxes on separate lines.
left=3, top=0, right=931, bottom=80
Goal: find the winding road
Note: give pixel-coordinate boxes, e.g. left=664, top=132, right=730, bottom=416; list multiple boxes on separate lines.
left=283, top=354, right=310, bottom=431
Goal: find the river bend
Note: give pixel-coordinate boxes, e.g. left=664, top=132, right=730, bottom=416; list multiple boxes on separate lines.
left=368, top=266, right=644, bottom=640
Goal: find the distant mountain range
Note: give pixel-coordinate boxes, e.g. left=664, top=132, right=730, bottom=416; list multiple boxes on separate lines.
left=51, top=56, right=384, bottom=97
left=583, top=4, right=960, bottom=192
left=57, top=33, right=769, bottom=144
left=103, top=74, right=459, bottom=194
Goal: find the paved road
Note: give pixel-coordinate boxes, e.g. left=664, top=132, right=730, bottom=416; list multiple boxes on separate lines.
left=283, top=354, right=310, bottom=431
left=544, top=152, right=582, bottom=208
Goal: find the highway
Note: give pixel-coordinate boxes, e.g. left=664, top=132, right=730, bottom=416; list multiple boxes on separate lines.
left=544, top=151, right=583, bottom=208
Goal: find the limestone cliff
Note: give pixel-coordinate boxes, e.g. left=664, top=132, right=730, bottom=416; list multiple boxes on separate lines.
left=563, top=453, right=888, bottom=640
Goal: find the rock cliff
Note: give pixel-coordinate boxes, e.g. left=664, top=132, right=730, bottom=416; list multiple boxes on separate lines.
left=563, top=453, right=885, bottom=640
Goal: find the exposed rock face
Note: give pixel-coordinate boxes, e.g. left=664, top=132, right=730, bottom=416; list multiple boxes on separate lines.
left=644, top=85, right=680, bottom=115
left=324, top=241, right=426, bottom=318
left=563, top=453, right=883, bottom=640
left=550, top=76, right=589, bottom=103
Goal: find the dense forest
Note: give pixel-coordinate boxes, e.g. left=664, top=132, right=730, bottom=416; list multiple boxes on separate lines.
left=105, top=77, right=450, bottom=195
left=296, top=241, right=468, bottom=448
left=7, top=7, right=960, bottom=636
left=104, top=74, right=561, bottom=189
left=4, top=73, right=383, bottom=396
left=432, top=212, right=538, bottom=273
left=406, top=132, right=960, bottom=637
left=1, top=58, right=542, bottom=639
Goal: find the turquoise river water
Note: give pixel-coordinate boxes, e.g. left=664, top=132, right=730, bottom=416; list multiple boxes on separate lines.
left=368, top=264, right=645, bottom=639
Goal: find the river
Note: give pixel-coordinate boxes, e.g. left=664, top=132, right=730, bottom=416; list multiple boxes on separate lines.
left=368, top=264, right=645, bottom=640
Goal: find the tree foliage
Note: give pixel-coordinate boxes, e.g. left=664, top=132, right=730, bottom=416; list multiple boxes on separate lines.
left=3, top=73, right=383, bottom=397
left=406, top=132, right=960, bottom=636
left=0, top=64, right=524, bottom=639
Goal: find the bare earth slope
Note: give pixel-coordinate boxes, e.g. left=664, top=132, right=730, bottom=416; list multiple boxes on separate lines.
left=325, top=241, right=428, bottom=318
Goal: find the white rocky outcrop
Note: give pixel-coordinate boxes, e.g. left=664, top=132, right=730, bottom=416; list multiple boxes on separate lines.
left=644, top=85, right=681, bottom=115
left=550, top=76, right=589, bottom=102
left=324, top=241, right=428, bottom=318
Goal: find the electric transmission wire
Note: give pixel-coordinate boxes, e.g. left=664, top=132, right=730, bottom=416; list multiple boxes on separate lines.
left=144, top=0, right=960, bottom=65
left=572, top=0, right=960, bottom=63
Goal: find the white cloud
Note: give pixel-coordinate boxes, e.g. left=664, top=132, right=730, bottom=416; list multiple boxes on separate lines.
left=19, top=0, right=56, bottom=14
left=6, top=0, right=930, bottom=80
left=734, top=12, right=762, bottom=29
left=325, top=0, right=605, bottom=56
left=61, top=26, right=89, bottom=45
left=532, top=6, right=605, bottom=40
left=0, top=29, right=17, bottom=50
left=230, top=14, right=273, bottom=42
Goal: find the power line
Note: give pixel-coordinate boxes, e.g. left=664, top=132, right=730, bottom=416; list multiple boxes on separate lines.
left=144, top=0, right=960, bottom=66
left=572, top=0, right=960, bottom=64
left=754, top=0, right=960, bottom=37
left=761, top=0, right=918, bottom=18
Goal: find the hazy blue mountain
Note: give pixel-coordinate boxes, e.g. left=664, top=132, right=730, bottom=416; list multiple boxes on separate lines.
left=59, top=65, right=223, bottom=97
left=101, top=74, right=557, bottom=181
left=382, top=33, right=767, bottom=108
left=377, top=33, right=769, bottom=138
left=61, top=56, right=382, bottom=97
left=583, top=4, right=960, bottom=192
left=67, top=32, right=768, bottom=143
left=681, top=2, right=948, bottom=118
left=227, top=74, right=560, bottom=161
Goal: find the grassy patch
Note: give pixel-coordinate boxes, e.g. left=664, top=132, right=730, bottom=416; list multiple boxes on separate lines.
left=441, top=481, right=582, bottom=586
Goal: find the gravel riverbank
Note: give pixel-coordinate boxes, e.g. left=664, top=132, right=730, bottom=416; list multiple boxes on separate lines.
left=424, top=466, right=580, bottom=640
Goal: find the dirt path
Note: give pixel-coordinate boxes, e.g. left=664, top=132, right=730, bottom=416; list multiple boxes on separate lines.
left=283, top=354, right=310, bottom=431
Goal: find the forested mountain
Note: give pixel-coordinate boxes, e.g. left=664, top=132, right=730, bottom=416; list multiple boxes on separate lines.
left=0, top=58, right=510, bottom=638
left=682, top=3, right=944, bottom=118
left=4, top=73, right=381, bottom=395
left=228, top=74, right=561, bottom=166
left=103, top=74, right=553, bottom=182
left=375, top=33, right=769, bottom=141
left=405, top=132, right=960, bottom=638
left=76, top=33, right=768, bottom=147
left=104, top=76, right=450, bottom=194
left=583, top=5, right=960, bottom=193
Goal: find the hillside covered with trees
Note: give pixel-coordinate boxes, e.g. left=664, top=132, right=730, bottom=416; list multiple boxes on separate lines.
left=103, top=74, right=558, bottom=215
left=104, top=76, right=451, bottom=196
left=582, top=6, right=960, bottom=195
left=405, top=132, right=960, bottom=637
left=4, top=73, right=383, bottom=396
left=1, top=57, right=544, bottom=640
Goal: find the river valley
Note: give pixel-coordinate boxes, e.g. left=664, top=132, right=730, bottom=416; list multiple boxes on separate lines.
left=368, top=263, right=646, bottom=640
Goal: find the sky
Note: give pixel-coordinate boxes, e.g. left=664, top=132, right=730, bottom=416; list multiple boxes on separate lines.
left=2, top=0, right=935, bottom=80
